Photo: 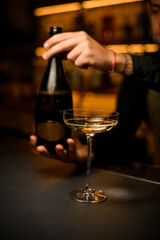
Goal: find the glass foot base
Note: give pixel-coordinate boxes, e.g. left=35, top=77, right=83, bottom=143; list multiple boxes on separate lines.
left=69, top=188, right=107, bottom=203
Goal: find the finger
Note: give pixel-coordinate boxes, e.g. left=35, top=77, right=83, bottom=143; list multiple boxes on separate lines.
left=67, top=44, right=91, bottom=69
left=36, top=145, right=48, bottom=154
left=67, top=138, right=76, bottom=155
left=66, top=44, right=82, bottom=63
left=74, top=52, right=91, bottom=68
left=30, top=135, right=37, bottom=145
left=67, top=40, right=93, bottom=68
left=43, top=31, right=86, bottom=48
left=43, top=32, right=74, bottom=48
left=55, top=144, right=67, bottom=160
left=43, top=35, right=86, bottom=60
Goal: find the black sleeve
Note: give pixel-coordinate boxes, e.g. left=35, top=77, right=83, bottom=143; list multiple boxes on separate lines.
left=131, top=50, right=160, bottom=91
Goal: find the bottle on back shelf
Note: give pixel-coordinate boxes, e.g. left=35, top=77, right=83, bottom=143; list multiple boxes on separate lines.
left=35, top=26, right=73, bottom=153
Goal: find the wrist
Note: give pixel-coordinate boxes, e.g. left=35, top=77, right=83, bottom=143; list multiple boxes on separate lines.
left=115, top=53, right=125, bottom=73
left=115, top=53, right=133, bottom=76
left=103, top=49, right=114, bottom=72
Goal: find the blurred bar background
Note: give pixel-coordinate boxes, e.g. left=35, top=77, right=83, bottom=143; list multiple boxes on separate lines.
left=0, top=0, right=159, bottom=165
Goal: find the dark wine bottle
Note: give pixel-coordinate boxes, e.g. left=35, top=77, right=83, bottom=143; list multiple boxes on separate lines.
left=35, top=26, right=73, bottom=153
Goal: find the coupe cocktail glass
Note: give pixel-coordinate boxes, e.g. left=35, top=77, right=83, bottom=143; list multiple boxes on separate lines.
left=63, top=109, right=119, bottom=203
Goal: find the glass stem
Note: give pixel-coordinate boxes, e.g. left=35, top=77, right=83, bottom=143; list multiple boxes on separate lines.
left=85, top=134, right=94, bottom=192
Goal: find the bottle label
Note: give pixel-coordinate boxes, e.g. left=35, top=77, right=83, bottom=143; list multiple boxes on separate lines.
left=37, top=121, right=66, bottom=141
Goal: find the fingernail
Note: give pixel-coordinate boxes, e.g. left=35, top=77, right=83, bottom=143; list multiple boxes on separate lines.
left=42, top=53, right=47, bottom=60
left=44, top=42, right=49, bottom=48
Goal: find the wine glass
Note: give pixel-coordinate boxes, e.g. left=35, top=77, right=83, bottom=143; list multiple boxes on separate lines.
left=63, top=109, right=119, bottom=203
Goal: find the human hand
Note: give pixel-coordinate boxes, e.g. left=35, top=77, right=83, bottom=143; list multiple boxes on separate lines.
left=30, top=134, right=88, bottom=163
left=43, top=31, right=113, bottom=72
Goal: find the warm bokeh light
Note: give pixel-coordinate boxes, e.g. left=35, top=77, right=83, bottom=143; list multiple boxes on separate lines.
left=106, top=45, right=129, bottom=53
left=72, top=91, right=117, bottom=112
left=34, top=2, right=81, bottom=16
left=35, top=47, right=46, bottom=57
left=34, top=0, right=143, bottom=16
left=128, top=44, right=144, bottom=53
left=106, top=44, right=159, bottom=53
left=144, top=44, right=159, bottom=53
left=82, top=0, right=143, bottom=9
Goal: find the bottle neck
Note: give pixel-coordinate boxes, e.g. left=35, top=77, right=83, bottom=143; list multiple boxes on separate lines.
left=48, top=54, right=64, bottom=80
left=49, top=53, right=62, bottom=66
left=40, top=53, right=70, bottom=93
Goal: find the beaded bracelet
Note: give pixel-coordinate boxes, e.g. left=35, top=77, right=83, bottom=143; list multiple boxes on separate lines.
left=122, top=54, right=128, bottom=75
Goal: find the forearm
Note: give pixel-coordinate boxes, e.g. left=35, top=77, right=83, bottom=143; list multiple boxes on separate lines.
left=115, top=51, right=160, bottom=90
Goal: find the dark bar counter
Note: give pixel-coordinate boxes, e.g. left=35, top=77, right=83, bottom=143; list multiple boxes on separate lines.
left=0, top=135, right=160, bottom=240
